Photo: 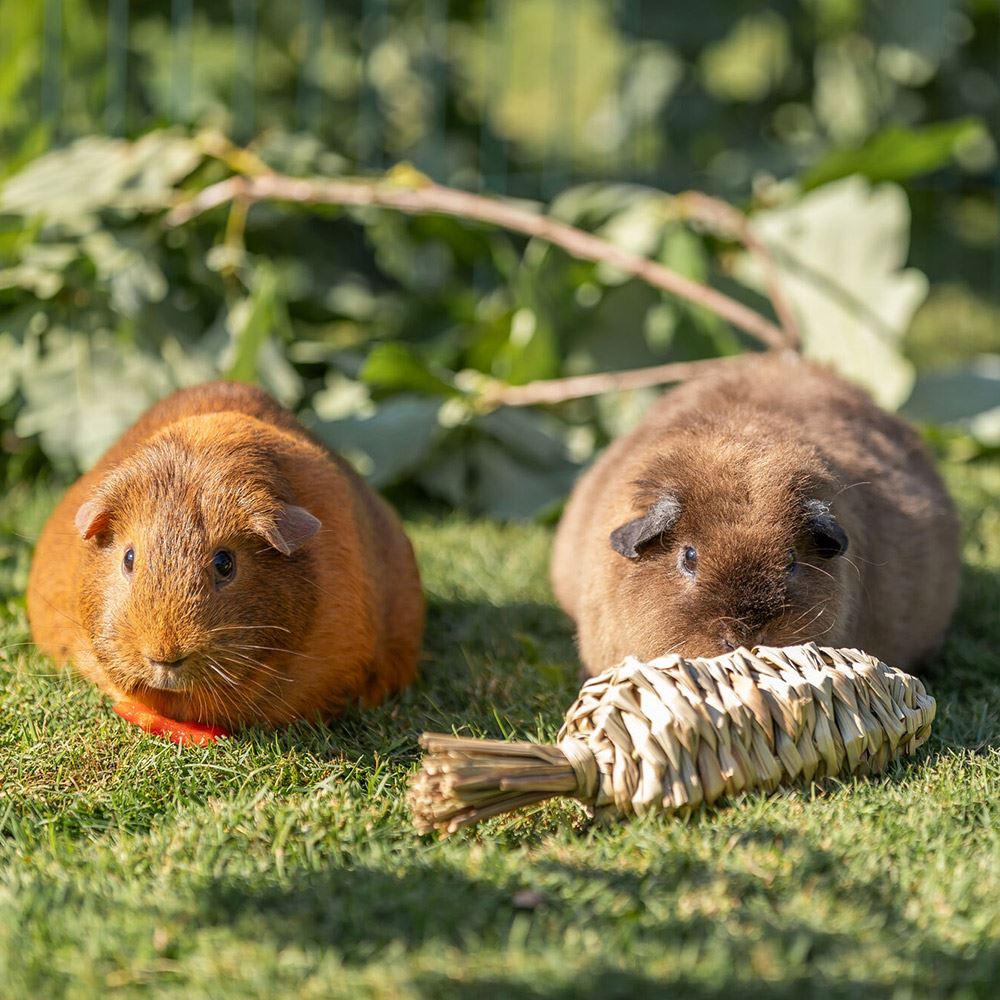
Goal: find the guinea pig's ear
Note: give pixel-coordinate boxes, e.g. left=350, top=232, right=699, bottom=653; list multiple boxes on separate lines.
left=75, top=498, right=111, bottom=540
left=803, top=499, right=848, bottom=559
left=257, top=504, right=322, bottom=556
left=610, top=496, right=681, bottom=560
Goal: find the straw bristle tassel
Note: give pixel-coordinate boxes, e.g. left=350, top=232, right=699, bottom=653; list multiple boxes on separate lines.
left=408, top=643, right=936, bottom=834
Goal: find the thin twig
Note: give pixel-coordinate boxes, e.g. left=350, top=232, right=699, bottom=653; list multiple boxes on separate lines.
left=167, top=173, right=793, bottom=352
left=479, top=355, right=757, bottom=407
left=195, top=129, right=272, bottom=178
left=672, top=191, right=801, bottom=351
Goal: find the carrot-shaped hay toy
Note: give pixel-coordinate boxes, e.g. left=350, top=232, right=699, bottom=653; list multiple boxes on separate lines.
left=408, top=644, right=936, bottom=834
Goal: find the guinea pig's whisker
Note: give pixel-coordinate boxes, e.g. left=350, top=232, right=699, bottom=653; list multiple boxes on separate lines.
left=226, top=642, right=326, bottom=663
left=206, top=648, right=298, bottom=698
left=206, top=685, right=226, bottom=724
left=777, top=610, right=824, bottom=642
left=785, top=602, right=829, bottom=633
left=797, top=616, right=838, bottom=641
left=33, top=591, right=87, bottom=631
left=834, top=480, right=872, bottom=496
left=786, top=607, right=834, bottom=641
left=224, top=642, right=297, bottom=655
left=707, top=615, right=751, bottom=634
left=215, top=650, right=287, bottom=678
left=208, top=623, right=293, bottom=635
left=206, top=676, right=248, bottom=727
left=200, top=671, right=249, bottom=726
left=784, top=600, right=828, bottom=629
left=710, top=615, right=742, bottom=627
left=204, top=657, right=239, bottom=687
left=305, top=578, right=370, bottom=607
left=224, top=669, right=302, bottom=717
left=191, top=686, right=206, bottom=724
left=213, top=645, right=279, bottom=666
left=13, top=529, right=38, bottom=543
left=216, top=681, right=257, bottom=726
left=796, top=560, right=839, bottom=585
left=840, top=554, right=866, bottom=582
left=227, top=671, right=300, bottom=720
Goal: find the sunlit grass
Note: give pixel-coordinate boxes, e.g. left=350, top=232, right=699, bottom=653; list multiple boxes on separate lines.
left=1, top=460, right=998, bottom=998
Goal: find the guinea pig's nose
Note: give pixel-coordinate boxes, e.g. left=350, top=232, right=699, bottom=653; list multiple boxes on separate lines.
left=147, top=656, right=187, bottom=670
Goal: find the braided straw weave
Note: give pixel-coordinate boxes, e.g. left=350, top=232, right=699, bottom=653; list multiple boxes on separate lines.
left=409, top=643, right=935, bottom=834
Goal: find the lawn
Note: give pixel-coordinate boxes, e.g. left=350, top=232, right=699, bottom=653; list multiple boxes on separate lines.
left=1, top=458, right=998, bottom=999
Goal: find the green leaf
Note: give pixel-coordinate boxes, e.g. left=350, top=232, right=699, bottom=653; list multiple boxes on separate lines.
left=223, top=268, right=279, bottom=383
left=361, top=342, right=459, bottom=397
left=309, top=396, right=444, bottom=488
left=467, top=438, right=575, bottom=520
left=903, top=356, right=1000, bottom=443
left=475, top=407, right=575, bottom=469
left=741, top=177, right=924, bottom=409
left=595, top=195, right=668, bottom=277
left=482, top=306, right=560, bottom=386
left=14, top=329, right=174, bottom=470
left=0, top=132, right=202, bottom=222
left=417, top=449, right=470, bottom=509
left=0, top=333, right=23, bottom=406
left=467, top=408, right=579, bottom=518
left=566, top=280, right=663, bottom=373
left=256, top=337, right=304, bottom=409
left=411, top=407, right=581, bottom=517
left=699, top=11, right=791, bottom=103
left=802, top=119, right=983, bottom=190
left=658, top=225, right=732, bottom=350
left=550, top=183, right=656, bottom=228
left=81, top=231, right=168, bottom=317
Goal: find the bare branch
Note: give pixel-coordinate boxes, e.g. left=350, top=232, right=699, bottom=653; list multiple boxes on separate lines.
left=479, top=354, right=769, bottom=408
left=167, top=172, right=795, bottom=352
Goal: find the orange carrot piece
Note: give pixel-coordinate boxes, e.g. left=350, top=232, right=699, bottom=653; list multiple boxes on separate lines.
left=113, top=700, right=230, bottom=746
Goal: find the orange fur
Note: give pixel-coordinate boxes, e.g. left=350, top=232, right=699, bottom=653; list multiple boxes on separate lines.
left=27, top=381, right=425, bottom=726
left=551, top=353, right=961, bottom=675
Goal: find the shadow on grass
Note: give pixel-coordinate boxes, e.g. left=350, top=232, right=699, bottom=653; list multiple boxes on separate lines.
left=918, top=563, right=1000, bottom=751
left=324, top=596, right=579, bottom=756
left=184, top=835, right=1000, bottom=996
left=0, top=596, right=580, bottom=849
left=926, top=564, right=1000, bottom=686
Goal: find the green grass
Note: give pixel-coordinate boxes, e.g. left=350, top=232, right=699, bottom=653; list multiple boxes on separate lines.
left=1, top=459, right=999, bottom=999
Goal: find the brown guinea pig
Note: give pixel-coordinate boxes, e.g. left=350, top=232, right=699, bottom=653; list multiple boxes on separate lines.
left=551, top=352, right=960, bottom=675
left=27, top=381, right=424, bottom=727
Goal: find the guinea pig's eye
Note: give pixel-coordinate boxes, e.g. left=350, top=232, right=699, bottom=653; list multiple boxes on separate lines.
left=211, top=549, right=236, bottom=585
left=122, top=547, right=135, bottom=576
left=680, top=545, right=698, bottom=577
left=786, top=548, right=798, bottom=576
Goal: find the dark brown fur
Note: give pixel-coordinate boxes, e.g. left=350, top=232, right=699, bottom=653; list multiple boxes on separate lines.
left=27, top=381, right=425, bottom=726
left=551, top=353, right=961, bottom=674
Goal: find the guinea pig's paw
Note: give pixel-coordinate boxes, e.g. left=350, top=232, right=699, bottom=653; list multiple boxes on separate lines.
left=112, top=700, right=230, bottom=746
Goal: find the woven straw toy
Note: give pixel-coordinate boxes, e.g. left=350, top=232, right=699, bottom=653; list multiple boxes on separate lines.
left=409, top=643, right=935, bottom=834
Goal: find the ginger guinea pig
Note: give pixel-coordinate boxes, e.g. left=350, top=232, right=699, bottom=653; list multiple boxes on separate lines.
left=27, top=381, right=424, bottom=726
left=551, top=352, right=960, bottom=675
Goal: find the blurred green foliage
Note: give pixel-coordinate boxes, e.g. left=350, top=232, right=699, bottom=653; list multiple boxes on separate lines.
left=0, top=0, right=997, bottom=514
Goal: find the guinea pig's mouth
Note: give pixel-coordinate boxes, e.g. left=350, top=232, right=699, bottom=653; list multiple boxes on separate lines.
left=113, top=653, right=243, bottom=725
